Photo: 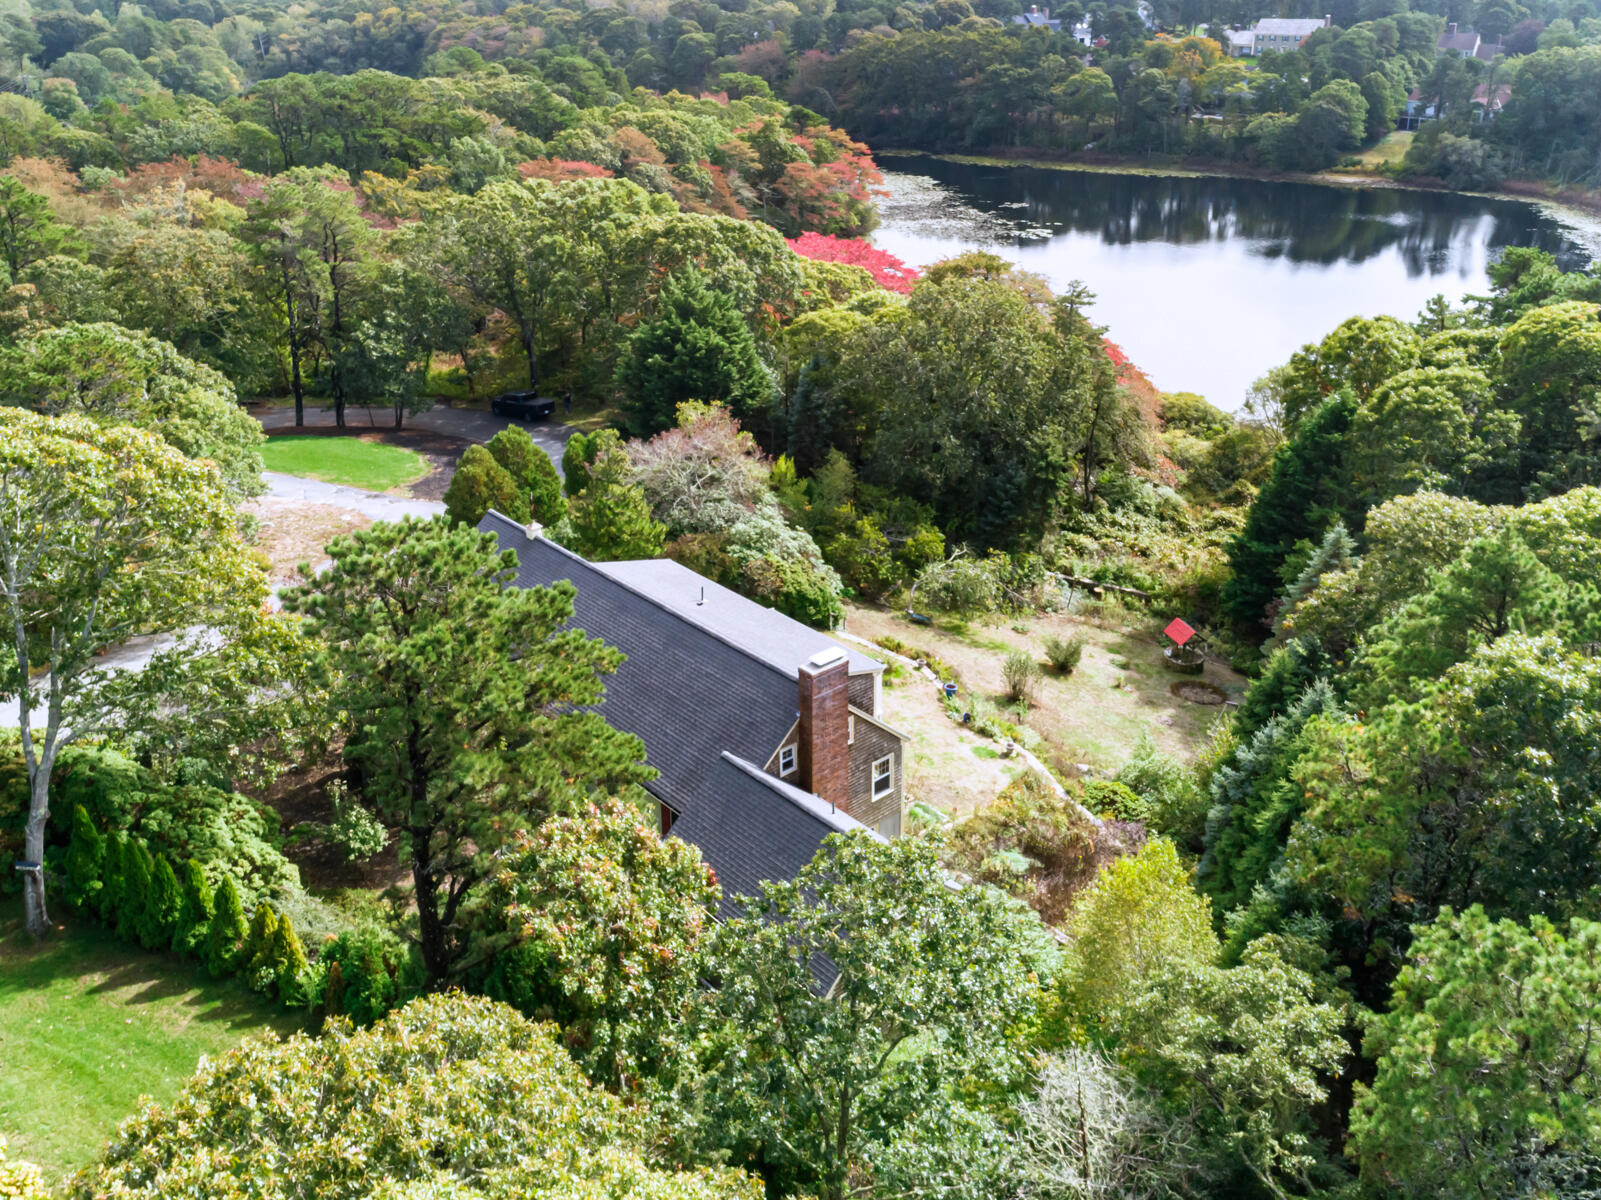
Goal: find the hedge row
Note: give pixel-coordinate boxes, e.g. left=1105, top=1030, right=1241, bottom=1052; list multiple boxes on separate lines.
left=63, top=804, right=415, bottom=1022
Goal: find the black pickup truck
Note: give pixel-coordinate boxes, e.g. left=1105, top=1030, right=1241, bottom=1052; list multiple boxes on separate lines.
left=490, top=391, right=557, bottom=421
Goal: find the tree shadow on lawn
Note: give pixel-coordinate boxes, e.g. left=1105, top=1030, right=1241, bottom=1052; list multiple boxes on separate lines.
left=2, top=904, right=301, bottom=1035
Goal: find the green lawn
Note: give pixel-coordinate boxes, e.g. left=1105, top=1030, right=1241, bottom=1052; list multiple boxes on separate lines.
left=0, top=901, right=302, bottom=1185
left=260, top=434, right=429, bottom=492
left=1350, top=131, right=1414, bottom=170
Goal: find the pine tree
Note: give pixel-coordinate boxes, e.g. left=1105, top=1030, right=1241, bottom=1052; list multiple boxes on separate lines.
left=116, top=841, right=151, bottom=945
left=141, top=855, right=181, bottom=952
left=243, top=903, right=280, bottom=993
left=62, top=804, right=103, bottom=913
left=204, top=875, right=248, bottom=979
left=270, top=913, right=312, bottom=1006
left=172, top=860, right=214, bottom=958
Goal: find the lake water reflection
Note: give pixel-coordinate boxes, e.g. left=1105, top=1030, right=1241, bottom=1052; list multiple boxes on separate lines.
left=871, top=156, right=1601, bottom=410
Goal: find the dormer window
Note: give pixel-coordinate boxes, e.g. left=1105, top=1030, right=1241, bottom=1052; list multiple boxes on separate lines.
left=779, top=744, right=798, bottom=777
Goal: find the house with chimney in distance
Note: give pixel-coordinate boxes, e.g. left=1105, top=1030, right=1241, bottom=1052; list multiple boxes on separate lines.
left=477, top=510, right=908, bottom=909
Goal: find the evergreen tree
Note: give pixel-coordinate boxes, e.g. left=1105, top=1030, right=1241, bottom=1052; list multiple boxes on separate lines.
left=172, top=859, right=213, bottom=959
left=616, top=269, right=774, bottom=437
left=564, top=434, right=666, bottom=562
left=443, top=444, right=523, bottom=527
left=63, top=804, right=103, bottom=913
left=243, top=903, right=280, bottom=992
left=1222, top=394, right=1358, bottom=635
left=116, top=841, right=151, bottom=945
left=561, top=431, right=601, bottom=497
left=1198, top=679, right=1339, bottom=917
left=269, top=912, right=311, bottom=1006
left=141, top=855, right=181, bottom=951
left=486, top=426, right=566, bottom=525
left=97, top=832, right=128, bottom=926
left=282, top=516, right=653, bottom=985
left=204, top=875, right=248, bottom=979
left=1272, top=519, right=1356, bottom=640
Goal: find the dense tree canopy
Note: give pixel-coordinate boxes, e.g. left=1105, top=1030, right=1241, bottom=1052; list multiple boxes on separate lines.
left=281, top=518, right=653, bottom=983
left=72, top=993, right=760, bottom=1200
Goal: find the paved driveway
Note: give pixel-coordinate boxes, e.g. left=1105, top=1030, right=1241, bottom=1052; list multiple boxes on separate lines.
left=263, top=471, right=446, bottom=521
left=255, top=401, right=577, bottom=466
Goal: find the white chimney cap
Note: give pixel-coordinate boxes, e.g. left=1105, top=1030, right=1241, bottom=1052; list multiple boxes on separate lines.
left=805, top=646, right=849, bottom=670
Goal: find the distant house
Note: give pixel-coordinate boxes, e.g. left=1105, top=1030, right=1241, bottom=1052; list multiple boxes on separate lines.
left=1246, top=15, right=1330, bottom=54
left=1400, top=87, right=1440, bottom=129
left=1436, top=22, right=1504, bottom=61
left=1471, top=81, right=1512, bottom=119
left=477, top=511, right=910, bottom=915
left=1013, top=5, right=1063, bottom=31
left=1225, top=28, right=1256, bottom=56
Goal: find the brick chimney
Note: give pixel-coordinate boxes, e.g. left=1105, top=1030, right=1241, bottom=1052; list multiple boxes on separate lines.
left=798, top=647, right=851, bottom=812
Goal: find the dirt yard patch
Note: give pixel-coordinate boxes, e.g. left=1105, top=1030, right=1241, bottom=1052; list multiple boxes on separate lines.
left=876, top=663, right=1030, bottom=819
left=845, top=602, right=1245, bottom=816
left=244, top=497, right=374, bottom=583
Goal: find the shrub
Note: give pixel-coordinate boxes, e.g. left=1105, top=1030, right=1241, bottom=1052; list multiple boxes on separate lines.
left=63, top=803, right=103, bottom=912
left=172, top=859, right=213, bottom=958
left=205, top=875, right=248, bottom=979
left=270, top=913, right=311, bottom=1006
left=1002, top=650, right=1043, bottom=706
left=141, top=855, right=181, bottom=951
left=1083, top=780, right=1150, bottom=824
left=944, top=771, right=1137, bottom=924
left=444, top=443, right=524, bottom=527
left=116, top=840, right=150, bottom=945
left=1043, top=633, right=1086, bottom=674
left=52, top=745, right=297, bottom=905
left=321, top=926, right=417, bottom=1025
left=487, top=426, right=566, bottom=525
left=0, top=1135, right=47, bottom=1199
left=96, top=832, right=127, bottom=925
left=242, top=903, right=281, bottom=993
left=1115, top=732, right=1199, bottom=838
left=824, top=516, right=903, bottom=601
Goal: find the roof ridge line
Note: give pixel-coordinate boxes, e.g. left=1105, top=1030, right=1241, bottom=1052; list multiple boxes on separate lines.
left=481, top=511, right=799, bottom=691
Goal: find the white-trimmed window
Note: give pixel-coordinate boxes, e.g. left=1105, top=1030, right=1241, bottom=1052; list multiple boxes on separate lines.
left=848, top=715, right=856, bottom=745
left=872, top=755, right=893, bottom=799
left=779, top=744, right=798, bottom=777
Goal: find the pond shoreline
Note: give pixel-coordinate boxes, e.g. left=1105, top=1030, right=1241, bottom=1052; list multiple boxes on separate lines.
left=875, top=148, right=1601, bottom=238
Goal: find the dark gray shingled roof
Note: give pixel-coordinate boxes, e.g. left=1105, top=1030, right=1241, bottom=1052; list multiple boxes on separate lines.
left=477, top=512, right=879, bottom=937
left=591, top=557, right=883, bottom=679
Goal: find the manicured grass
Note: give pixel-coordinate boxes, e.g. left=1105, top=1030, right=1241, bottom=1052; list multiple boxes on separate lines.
left=260, top=434, right=429, bottom=493
left=0, top=901, right=302, bottom=1184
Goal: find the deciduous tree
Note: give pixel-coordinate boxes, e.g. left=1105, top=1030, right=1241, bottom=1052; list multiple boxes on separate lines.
left=0, top=411, right=294, bottom=938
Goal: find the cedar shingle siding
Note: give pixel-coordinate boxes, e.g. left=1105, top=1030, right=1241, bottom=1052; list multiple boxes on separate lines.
left=848, top=715, right=903, bottom=836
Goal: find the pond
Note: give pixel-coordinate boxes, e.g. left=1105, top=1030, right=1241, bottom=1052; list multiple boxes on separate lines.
left=871, top=155, right=1601, bottom=411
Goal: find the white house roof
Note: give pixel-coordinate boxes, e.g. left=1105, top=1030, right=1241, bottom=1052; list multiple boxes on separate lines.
left=590, top=557, right=884, bottom=679
left=1254, top=17, right=1327, bottom=36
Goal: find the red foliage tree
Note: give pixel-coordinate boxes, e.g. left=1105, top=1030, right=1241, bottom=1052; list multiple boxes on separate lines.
left=516, top=158, right=616, bottom=182
left=787, top=232, right=920, bottom=294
